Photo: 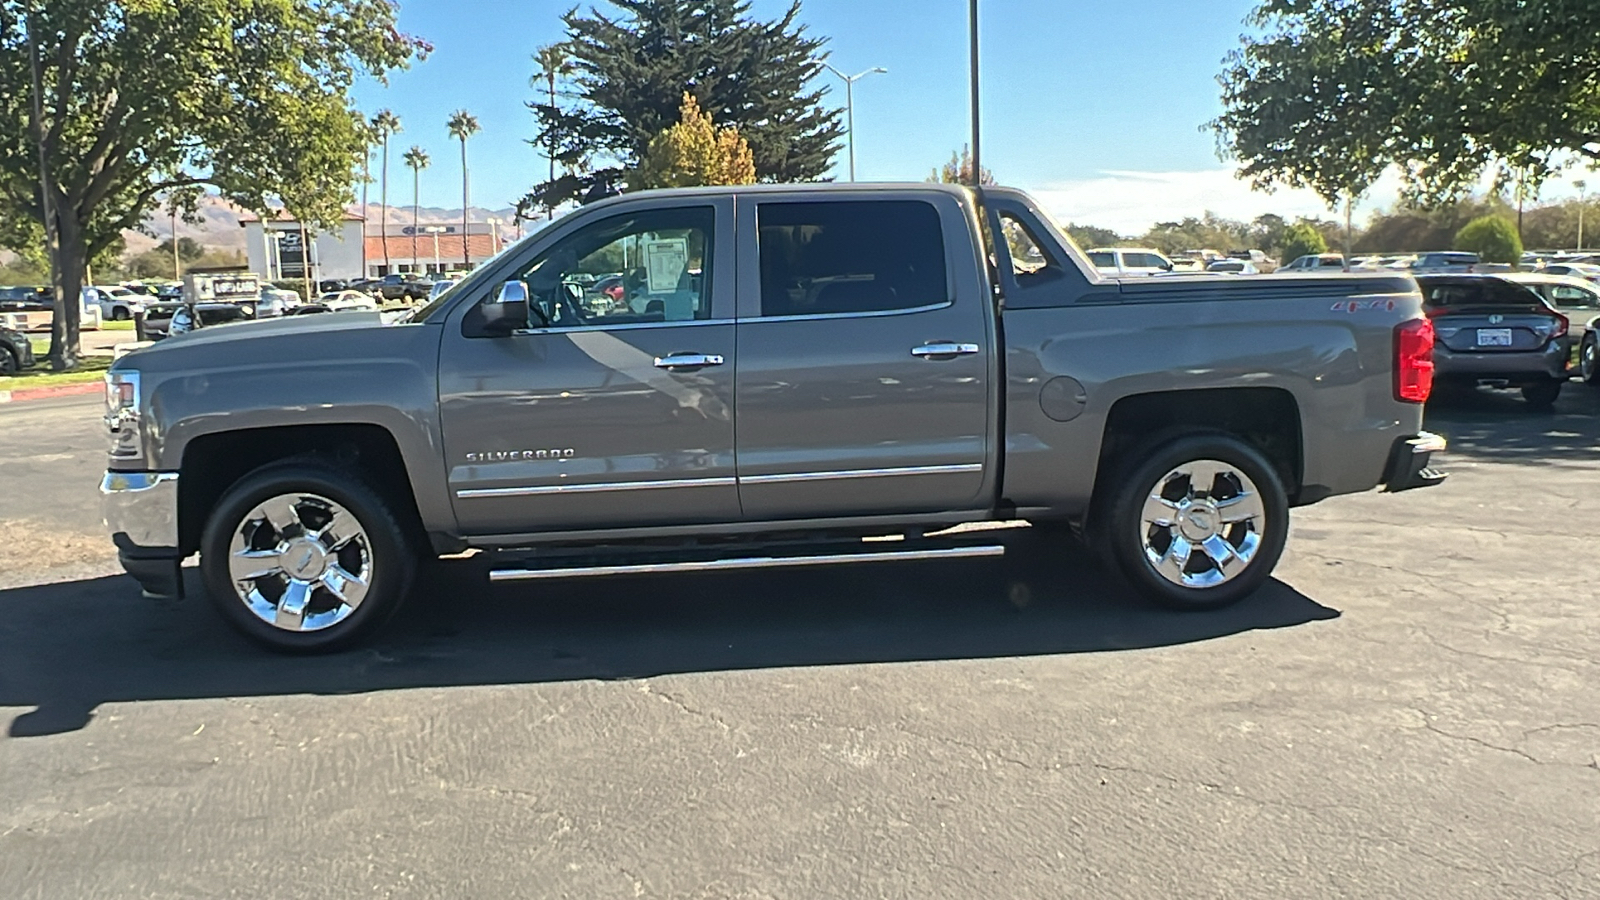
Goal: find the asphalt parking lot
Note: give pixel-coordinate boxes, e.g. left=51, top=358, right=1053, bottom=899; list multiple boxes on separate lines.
left=1, top=388, right=1596, bottom=899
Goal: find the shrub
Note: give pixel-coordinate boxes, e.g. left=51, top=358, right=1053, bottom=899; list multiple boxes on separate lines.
left=1454, top=215, right=1522, bottom=264
left=1280, top=222, right=1328, bottom=264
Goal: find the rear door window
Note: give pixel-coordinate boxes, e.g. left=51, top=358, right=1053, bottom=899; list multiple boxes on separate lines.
left=1088, top=252, right=1116, bottom=268
left=1549, top=284, right=1600, bottom=308
left=756, top=200, right=948, bottom=317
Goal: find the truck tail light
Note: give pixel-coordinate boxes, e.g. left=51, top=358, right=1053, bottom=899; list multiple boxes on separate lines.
left=1395, top=318, right=1435, bottom=403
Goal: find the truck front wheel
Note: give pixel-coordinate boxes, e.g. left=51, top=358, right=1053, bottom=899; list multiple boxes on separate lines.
left=1100, top=434, right=1289, bottom=611
left=200, top=461, right=417, bottom=653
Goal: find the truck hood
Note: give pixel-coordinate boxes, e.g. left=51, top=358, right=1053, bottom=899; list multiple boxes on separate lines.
left=112, top=311, right=419, bottom=371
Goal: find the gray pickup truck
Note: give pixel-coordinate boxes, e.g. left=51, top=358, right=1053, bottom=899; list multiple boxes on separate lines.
left=102, top=184, right=1446, bottom=652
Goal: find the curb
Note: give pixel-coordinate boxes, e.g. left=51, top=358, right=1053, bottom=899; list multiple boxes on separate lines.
left=0, top=380, right=103, bottom=405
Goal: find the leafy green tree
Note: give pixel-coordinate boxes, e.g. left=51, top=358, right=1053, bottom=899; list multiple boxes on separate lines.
left=1213, top=0, right=1600, bottom=208
left=1064, top=224, right=1122, bottom=250
left=1455, top=215, right=1522, bottom=264
left=637, top=94, right=757, bottom=189
left=446, top=110, right=480, bottom=268
left=929, top=146, right=995, bottom=186
left=532, top=43, right=575, bottom=219
left=1281, top=222, right=1329, bottom=263
left=0, top=2, right=423, bottom=367
left=525, top=0, right=843, bottom=209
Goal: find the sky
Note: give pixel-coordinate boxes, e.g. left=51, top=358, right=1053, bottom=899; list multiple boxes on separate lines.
left=350, top=0, right=1591, bottom=236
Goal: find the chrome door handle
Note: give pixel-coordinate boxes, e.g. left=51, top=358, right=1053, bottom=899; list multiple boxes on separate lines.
left=654, top=353, right=725, bottom=369
left=911, top=342, right=981, bottom=358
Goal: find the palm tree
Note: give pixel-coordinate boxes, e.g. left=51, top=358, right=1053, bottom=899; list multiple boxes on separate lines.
left=533, top=43, right=573, bottom=219
left=370, top=109, right=402, bottom=273
left=446, top=110, right=481, bottom=269
left=402, top=146, right=430, bottom=273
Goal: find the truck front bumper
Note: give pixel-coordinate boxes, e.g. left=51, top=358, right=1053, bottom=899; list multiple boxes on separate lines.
left=101, top=471, right=184, bottom=599
left=1382, top=432, right=1448, bottom=492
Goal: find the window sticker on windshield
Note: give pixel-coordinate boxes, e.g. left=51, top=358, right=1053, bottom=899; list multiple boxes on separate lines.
left=645, top=239, right=689, bottom=294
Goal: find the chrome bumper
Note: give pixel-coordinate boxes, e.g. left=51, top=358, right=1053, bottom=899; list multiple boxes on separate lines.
left=102, top=471, right=183, bottom=599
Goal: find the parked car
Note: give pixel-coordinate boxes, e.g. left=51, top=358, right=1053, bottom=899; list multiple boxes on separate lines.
left=1227, top=249, right=1278, bottom=273
left=1534, top=262, right=1600, bottom=284
left=1205, top=259, right=1258, bottom=274
left=1279, top=253, right=1348, bottom=272
left=92, top=285, right=145, bottom=321
left=1410, top=251, right=1480, bottom=274
left=364, top=274, right=432, bottom=302
left=0, top=286, right=49, bottom=311
left=317, top=290, right=380, bottom=311
left=1579, top=317, right=1600, bottom=386
left=1500, top=272, right=1600, bottom=335
left=1085, top=247, right=1177, bottom=277
left=139, top=301, right=256, bottom=340
left=1415, top=274, right=1570, bottom=407
left=255, top=288, right=302, bottom=318
left=100, top=182, right=1447, bottom=652
left=0, top=323, right=36, bottom=375
left=426, top=279, right=459, bottom=301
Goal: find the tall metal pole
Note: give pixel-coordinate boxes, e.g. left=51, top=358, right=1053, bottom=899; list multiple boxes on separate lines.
left=969, top=0, right=981, bottom=187
left=846, top=78, right=856, bottom=182
left=1577, top=180, right=1588, bottom=251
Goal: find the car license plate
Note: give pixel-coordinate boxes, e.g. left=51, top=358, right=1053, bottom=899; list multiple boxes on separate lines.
left=1476, top=328, right=1513, bottom=347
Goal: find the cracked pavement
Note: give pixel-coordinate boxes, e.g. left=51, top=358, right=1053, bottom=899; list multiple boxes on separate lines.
left=1, top=389, right=1597, bottom=899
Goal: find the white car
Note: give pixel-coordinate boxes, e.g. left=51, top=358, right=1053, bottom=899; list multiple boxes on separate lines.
left=1534, top=262, right=1600, bottom=285
left=255, top=288, right=302, bottom=318
left=317, top=290, right=380, bottom=312
left=427, top=279, right=459, bottom=301
left=92, top=285, right=144, bottom=320
left=1086, top=247, right=1177, bottom=277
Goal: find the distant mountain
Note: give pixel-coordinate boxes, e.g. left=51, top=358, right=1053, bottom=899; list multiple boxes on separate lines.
left=122, top=193, right=521, bottom=259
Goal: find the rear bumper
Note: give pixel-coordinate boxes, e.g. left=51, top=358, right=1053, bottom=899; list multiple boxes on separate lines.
left=1434, top=339, right=1569, bottom=384
left=1383, top=432, right=1448, bottom=492
left=101, top=471, right=184, bottom=599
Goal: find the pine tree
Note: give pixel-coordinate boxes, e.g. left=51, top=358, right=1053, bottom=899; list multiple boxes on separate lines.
left=524, top=0, right=843, bottom=209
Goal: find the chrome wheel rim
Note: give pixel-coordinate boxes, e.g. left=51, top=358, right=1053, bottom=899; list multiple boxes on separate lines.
left=227, top=492, right=372, bottom=632
left=1140, top=459, right=1265, bottom=589
left=1583, top=338, right=1597, bottom=380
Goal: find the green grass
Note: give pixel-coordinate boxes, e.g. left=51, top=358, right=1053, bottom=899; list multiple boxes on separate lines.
left=100, top=319, right=135, bottom=331
left=3, top=347, right=112, bottom=389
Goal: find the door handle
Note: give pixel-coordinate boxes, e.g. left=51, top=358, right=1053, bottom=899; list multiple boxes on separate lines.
left=911, top=342, right=981, bottom=359
left=654, top=352, right=725, bottom=370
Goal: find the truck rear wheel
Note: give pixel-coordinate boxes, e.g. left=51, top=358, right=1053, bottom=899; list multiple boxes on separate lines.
left=200, top=461, right=416, bottom=653
left=1100, top=434, right=1288, bottom=611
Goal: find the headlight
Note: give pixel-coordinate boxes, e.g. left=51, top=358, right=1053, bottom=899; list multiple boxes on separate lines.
left=105, top=370, right=142, bottom=461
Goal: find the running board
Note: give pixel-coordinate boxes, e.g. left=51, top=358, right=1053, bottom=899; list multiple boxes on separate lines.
left=488, top=544, right=1006, bottom=583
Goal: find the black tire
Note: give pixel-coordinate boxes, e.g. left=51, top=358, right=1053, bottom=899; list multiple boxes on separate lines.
left=1520, top=379, right=1562, bottom=408
left=200, top=461, right=417, bottom=653
left=111, top=307, right=131, bottom=321
left=1097, top=433, right=1289, bottom=611
left=0, top=345, right=17, bottom=377
left=1580, top=333, right=1600, bottom=386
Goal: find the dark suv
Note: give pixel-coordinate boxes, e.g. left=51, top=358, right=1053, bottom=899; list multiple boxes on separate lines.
left=0, top=323, right=36, bottom=375
left=1416, top=275, right=1571, bottom=407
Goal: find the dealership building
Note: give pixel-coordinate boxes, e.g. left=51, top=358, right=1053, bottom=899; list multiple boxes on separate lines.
left=241, top=212, right=505, bottom=282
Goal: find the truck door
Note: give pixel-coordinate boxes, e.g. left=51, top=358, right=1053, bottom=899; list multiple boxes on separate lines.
left=732, top=193, right=994, bottom=520
left=437, top=198, right=740, bottom=535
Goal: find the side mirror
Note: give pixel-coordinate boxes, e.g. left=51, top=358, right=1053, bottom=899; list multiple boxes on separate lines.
left=478, top=281, right=529, bottom=335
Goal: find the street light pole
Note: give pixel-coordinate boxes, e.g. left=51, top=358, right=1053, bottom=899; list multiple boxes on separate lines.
left=423, top=225, right=446, bottom=275
left=969, top=0, right=981, bottom=187
left=1576, top=180, right=1588, bottom=251
left=822, top=64, right=888, bottom=182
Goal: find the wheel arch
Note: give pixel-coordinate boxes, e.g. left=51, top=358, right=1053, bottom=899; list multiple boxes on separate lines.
left=176, top=422, right=444, bottom=557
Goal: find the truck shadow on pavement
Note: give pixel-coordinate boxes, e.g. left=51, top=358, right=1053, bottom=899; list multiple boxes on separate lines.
left=2, top=531, right=1338, bottom=737
left=1425, top=381, right=1600, bottom=462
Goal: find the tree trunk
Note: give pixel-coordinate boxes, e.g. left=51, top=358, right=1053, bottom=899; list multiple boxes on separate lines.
left=412, top=171, right=419, bottom=272
left=380, top=137, right=390, bottom=273
left=49, top=221, right=86, bottom=371
left=461, top=138, right=471, bottom=268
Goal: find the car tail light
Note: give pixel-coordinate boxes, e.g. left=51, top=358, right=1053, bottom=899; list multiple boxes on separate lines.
left=1544, top=311, right=1569, bottom=339
left=1395, top=318, right=1435, bottom=403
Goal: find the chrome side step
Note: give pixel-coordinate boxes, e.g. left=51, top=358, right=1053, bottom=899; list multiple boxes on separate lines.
left=489, top=544, right=1005, bottom=583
